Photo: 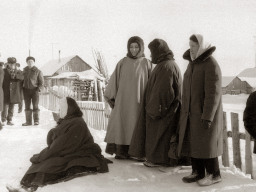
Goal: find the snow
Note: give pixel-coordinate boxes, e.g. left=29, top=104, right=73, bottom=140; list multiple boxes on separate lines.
left=1, top=105, right=256, bottom=192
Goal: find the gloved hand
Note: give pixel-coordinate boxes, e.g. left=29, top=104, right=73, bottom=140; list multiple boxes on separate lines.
left=30, top=154, right=40, bottom=164
left=201, top=119, right=212, bottom=129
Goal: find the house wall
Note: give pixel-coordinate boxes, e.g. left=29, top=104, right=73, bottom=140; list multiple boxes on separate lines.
left=224, top=77, right=253, bottom=95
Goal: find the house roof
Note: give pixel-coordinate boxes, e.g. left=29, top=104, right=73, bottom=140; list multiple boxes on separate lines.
left=238, top=77, right=256, bottom=88
left=237, top=67, right=256, bottom=78
left=222, top=76, right=235, bottom=87
left=48, top=69, right=105, bottom=81
left=40, top=55, right=96, bottom=76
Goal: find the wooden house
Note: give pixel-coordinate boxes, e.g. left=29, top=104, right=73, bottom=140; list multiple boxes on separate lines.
left=222, top=68, right=256, bottom=95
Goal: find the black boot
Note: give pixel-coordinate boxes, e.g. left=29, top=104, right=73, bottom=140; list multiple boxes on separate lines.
left=22, top=110, right=32, bottom=126
left=33, top=110, right=40, bottom=125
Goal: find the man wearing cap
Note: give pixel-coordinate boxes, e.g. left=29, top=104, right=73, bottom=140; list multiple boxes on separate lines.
left=16, top=63, right=24, bottom=113
left=2, top=57, right=24, bottom=126
left=22, top=56, right=44, bottom=126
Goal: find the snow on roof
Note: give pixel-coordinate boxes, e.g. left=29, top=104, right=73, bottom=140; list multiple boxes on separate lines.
left=238, top=67, right=256, bottom=78
left=40, top=55, right=96, bottom=76
left=48, top=69, right=105, bottom=81
left=222, top=76, right=235, bottom=87
left=238, top=77, right=256, bottom=88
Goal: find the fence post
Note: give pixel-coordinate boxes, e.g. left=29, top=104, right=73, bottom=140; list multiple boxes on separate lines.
left=245, top=130, right=253, bottom=177
left=222, top=112, right=230, bottom=167
left=231, top=112, right=242, bottom=169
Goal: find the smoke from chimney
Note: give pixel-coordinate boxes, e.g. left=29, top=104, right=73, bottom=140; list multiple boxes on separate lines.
left=59, top=50, right=61, bottom=63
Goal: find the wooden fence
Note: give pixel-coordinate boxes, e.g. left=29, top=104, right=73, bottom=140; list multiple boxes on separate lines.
left=39, top=89, right=256, bottom=179
left=39, top=87, right=110, bottom=130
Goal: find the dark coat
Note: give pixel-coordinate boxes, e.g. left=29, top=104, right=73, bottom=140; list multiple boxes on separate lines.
left=25, top=117, right=109, bottom=175
left=129, top=45, right=182, bottom=164
left=23, top=66, right=44, bottom=90
left=0, top=66, right=4, bottom=111
left=2, top=67, right=24, bottom=104
left=243, top=91, right=256, bottom=154
left=177, top=47, right=223, bottom=159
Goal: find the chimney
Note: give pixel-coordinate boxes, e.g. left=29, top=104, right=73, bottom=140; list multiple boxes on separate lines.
left=59, top=50, right=61, bottom=63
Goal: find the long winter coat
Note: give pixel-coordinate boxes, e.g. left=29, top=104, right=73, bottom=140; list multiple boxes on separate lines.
left=243, top=91, right=256, bottom=153
left=0, top=65, right=4, bottom=111
left=177, top=47, right=223, bottom=159
left=3, top=67, right=24, bottom=104
left=104, top=57, right=152, bottom=145
left=24, top=117, right=109, bottom=175
left=129, top=58, right=182, bottom=164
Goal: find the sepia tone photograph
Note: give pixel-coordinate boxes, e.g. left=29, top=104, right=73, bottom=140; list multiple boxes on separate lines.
left=0, top=0, right=256, bottom=191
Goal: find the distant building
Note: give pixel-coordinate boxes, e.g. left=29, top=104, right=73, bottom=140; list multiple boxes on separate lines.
left=40, top=55, right=102, bottom=87
left=222, top=68, right=256, bottom=95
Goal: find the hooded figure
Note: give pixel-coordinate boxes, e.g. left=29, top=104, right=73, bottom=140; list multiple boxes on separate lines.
left=129, top=39, right=182, bottom=166
left=104, top=36, right=153, bottom=159
left=20, top=97, right=112, bottom=191
left=178, top=34, right=223, bottom=186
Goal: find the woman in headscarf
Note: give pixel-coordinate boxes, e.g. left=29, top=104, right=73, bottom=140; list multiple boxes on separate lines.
left=177, top=34, right=223, bottom=186
left=104, top=36, right=153, bottom=159
left=17, top=97, right=111, bottom=191
left=0, top=61, right=4, bottom=130
left=129, top=39, right=182, bottom=167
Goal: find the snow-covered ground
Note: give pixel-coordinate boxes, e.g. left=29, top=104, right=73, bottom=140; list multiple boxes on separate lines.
left=1, top=104, right=256, bottom=192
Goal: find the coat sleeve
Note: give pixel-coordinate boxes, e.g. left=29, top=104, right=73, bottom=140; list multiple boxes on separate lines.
left=104, top=58, right=123, bottom=106
left=244, top=92, right=256, bottom=127
left=37, top=70, right=44, bottom=91
left=201, top=59, right=222, bottom=122
left=145, top=63, right=182, bottom=119
left=15, top=70, right=24, bottom=80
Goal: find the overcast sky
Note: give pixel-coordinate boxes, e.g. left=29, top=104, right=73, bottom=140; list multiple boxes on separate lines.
left=0, top=0, right=256, bottom=75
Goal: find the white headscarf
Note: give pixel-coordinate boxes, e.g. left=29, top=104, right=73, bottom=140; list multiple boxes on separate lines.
left=59, top=97, right=68, bottom=118
left=191, top=34, right=211, bottom=61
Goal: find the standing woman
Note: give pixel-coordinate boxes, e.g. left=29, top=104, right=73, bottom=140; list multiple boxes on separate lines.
left=104, top=36, right=153, bottom=159
left=0, top=61, right=4, bottom=130
left=129, top=39, right=182, bottom=167
left=177, top=34, right=223, bottom=186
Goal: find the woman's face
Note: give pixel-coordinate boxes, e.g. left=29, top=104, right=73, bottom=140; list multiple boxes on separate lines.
left=189, top=40, right=199, bottom=60
left=129, top=42, right=140, bottom=57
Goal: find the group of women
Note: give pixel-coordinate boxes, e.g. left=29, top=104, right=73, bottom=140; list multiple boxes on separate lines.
left=104, top=34, right=223, bottom=187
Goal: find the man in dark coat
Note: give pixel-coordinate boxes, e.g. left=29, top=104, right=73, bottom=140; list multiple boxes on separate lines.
left=16, top=63, right=24, bottom=113
left=1, top=57, right=24, bottom=125
left=177, top=34, right=223, bottom=186
left=129, top=39, right=182, bottom=167
left=22, top=56, right=44, bottom=126
left=19, top=97, right=111, bottom=191
left=243, top=91, right=256, bottom=154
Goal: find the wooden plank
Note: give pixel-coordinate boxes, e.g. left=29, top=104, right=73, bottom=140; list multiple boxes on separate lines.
left=222, top=112, right=230, bottom=167
left=245, top=130, right=253, bottom=177
left=231, top=112, right=242, bottom=169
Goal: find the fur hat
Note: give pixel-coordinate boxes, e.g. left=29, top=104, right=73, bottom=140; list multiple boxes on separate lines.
left=7, top=57, right=17, bottom=64
left=126, top=36, right=145, bottom=59
left=26, top=56, right=35, bottom=62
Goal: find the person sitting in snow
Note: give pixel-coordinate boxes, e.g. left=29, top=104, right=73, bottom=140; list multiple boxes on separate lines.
left=243, top=91, right=256, bottom=154
left=17, top=97, right=112, bottom=191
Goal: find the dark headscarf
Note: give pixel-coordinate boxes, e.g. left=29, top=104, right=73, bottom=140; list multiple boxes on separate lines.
left=148, top=39, right=174, bottom=64
left=58, top=97, right=83, bottom=124
left=126, top=36, right=145, bottom=59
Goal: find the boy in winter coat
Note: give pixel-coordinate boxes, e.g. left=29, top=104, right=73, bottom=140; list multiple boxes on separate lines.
left=22, top=56, right=44, bottom=126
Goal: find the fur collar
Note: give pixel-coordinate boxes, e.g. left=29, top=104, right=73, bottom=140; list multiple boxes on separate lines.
left=183, top=46, right=216, bottom=62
